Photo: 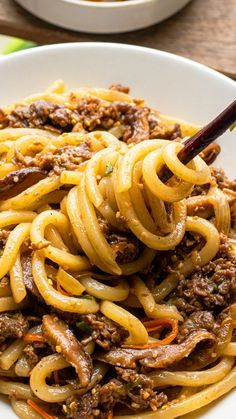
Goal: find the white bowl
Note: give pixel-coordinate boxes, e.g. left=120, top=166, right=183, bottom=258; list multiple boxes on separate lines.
left=15, top=0, right=192, bottom=34
left=0, top=42, right=235, bottom=418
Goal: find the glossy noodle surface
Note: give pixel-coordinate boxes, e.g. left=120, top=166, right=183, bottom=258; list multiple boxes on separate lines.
left=0, top=80, right=235, bottom=419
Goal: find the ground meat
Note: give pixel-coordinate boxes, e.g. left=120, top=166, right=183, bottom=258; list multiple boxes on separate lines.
left=66, top=369, right=167, bottom=418
left=109, top=84, right=130, bottom=94
left=7, top=100, right=80, bottom=133
left=75, top=97, right=154, bottom=144
left=0, top=108, right=8, bottom=129
left=97, top=216, right=141, bottom=264
left=211, top=167, right=236, bottom=191
left=0, top=229, right=10, bottom=247
left=0, top=278, right=10, bottom=297
left=145, top=231, right=203, bottom=291
left=80, top=313, right=128, bottom=350
left=120, top=104, right=150, bottom=143
left=148, top=111, right=181, bottom=141
left=190, top=159, right=236, bottom=198
left=172, top=235, right=236, bottom=315
left=200, top=143, right=221, bottom=165
left=73, top=97, right=117, bottom=132
left=67, top=389, right=100, bottom=419
left=14, top=142, right=93, bottom=175
left=231, top=202, right=236, bottom=230
left=23, top=339, right=50, bottom=367
left=191, top=183, right=210, bottom=197
left=4, top=96, right=181, bottom=144
left=108, top=234, right=141, bottom=264
left=0, top=314, right=28, bottom=343
left=114, top=368, right=167, bottom=411
left=97, top=216, right=112, bottom=237
left=23, top=344, right=39, bottom=366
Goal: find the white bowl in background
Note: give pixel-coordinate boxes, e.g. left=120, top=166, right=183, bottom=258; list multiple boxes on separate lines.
left=0, top=42, right=235, bottom=418
left=15, top=0, right=192, bottom=34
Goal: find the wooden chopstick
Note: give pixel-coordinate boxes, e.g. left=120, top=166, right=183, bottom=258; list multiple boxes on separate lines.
left=161, top=100, right=236, bottom=183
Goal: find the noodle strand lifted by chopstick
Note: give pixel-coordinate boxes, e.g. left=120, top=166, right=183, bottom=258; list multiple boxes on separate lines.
left=0, top=81, right=234, bottom=419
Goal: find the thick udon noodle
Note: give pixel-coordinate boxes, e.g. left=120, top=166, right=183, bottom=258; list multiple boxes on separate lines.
left=0, top=80, right=235, bottom=419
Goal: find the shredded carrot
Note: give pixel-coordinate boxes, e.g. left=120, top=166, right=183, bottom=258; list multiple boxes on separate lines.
left=57, top=280, right=71, bottom=296
left=123, top=318, right=178, bottom=349
left=23, top=333, right=46, bottom=343
left=142, top=319, right=166, bottom=333
left=142, top=318, right=176, bottom=332
left=54, top=370, right=59, bottom=385
left=27, top=399, right=57, bottom=419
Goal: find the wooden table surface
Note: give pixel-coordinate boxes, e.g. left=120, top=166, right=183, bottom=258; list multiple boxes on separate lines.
left=0, top=0, right=236, bottom=79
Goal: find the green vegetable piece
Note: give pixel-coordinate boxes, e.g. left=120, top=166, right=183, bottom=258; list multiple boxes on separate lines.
left=79, top=294, right=95, bottom=301
left=230, top=122, right=236, bottom=132
left=76, top=321, right=92, bottom=334
left=105, top=162, right=113, bottom=175
left=3, top=38, right=37, bottom=55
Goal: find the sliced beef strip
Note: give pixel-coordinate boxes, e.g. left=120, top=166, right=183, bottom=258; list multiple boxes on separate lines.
left=42, top=314, right=92, bottom=387
left=0, top=314, right=29, bottom=343
left=173, top=316, right=233, bottom=371
left=21, top=252, right=44, bottom=303
left=80, top=313, right=128, bottom=350
left=177, top=310, right=219, bottom=343
left=0, top=167, right=47, bottom=200
left=96, top=330, right=215, bottom=369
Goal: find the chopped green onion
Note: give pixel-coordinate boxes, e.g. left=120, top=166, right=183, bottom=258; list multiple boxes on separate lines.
left=105, top=162, right=113, bottom=175
left=79, top=294, right=95, bottom=301
left=76, top=321, right=92, bottom=334
left=119, top=377, right=145, bottom=394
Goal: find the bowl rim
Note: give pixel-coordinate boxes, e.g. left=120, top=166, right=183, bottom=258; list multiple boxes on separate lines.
left=0, top=42, right=235, bottom=90
left=0, top=42, right=236, bottom=419
left=17, top=0, right=157, bottom=9
left=44, top=0, right=156, bottom=9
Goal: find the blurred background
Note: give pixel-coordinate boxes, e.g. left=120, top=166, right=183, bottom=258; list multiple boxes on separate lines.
left=0, top=35, right=35, bottom=55
left=0, top=0, right=235, bottom=79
